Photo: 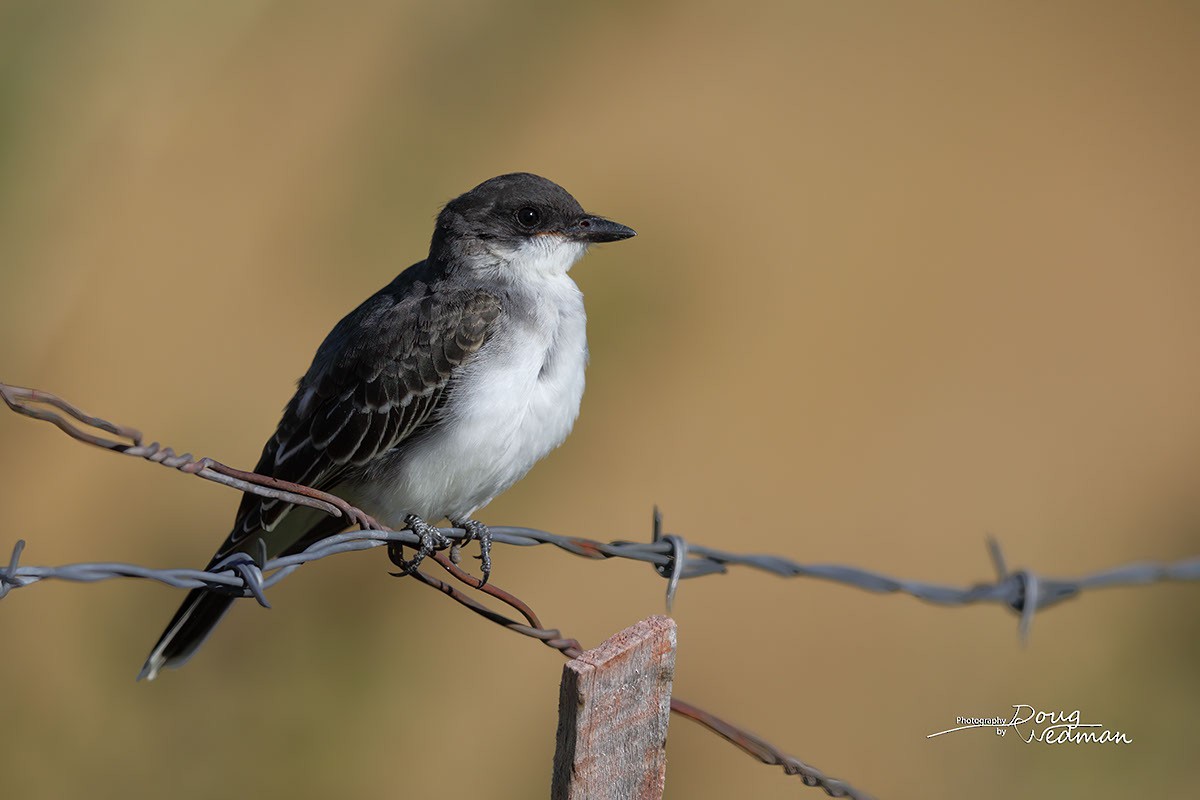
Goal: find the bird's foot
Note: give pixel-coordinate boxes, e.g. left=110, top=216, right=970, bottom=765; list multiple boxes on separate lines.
left=449, top=518, right=493, bottom=587
left=387, top=514, right=453, bottom=575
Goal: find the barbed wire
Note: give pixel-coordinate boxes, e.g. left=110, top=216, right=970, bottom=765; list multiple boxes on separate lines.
left=5, top=381, right=1200, bottom=799
left=7, top=519, right=1200, bottom=635
left=1, top=381, right=877, bottom=798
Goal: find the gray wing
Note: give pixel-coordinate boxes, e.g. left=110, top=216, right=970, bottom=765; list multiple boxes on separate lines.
left=211, top=276, right=502, bottom=564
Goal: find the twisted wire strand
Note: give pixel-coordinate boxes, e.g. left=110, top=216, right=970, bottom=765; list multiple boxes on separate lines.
left=6, top=522, right=1198, bottom=638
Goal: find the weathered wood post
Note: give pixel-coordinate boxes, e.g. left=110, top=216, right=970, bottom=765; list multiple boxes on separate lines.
left=551, top=615, right=677, bottom=800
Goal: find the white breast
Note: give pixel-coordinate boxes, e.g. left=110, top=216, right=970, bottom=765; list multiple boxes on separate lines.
left=352, top=274, right=588, bottom=525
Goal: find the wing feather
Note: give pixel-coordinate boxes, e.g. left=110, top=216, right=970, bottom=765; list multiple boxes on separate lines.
left=211, top=272, right=501, bottom=563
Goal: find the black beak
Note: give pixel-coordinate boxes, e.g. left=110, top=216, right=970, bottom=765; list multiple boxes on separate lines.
left=566, top=215, right=637, bottom=243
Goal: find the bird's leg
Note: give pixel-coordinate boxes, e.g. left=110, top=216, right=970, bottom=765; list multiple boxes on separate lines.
left=449, top=518, right=493, bottom=587
left=388, top=514, right=452, bottom=575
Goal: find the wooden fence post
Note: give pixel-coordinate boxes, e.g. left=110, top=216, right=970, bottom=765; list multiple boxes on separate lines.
left=551, top=615, right=677, bottom=800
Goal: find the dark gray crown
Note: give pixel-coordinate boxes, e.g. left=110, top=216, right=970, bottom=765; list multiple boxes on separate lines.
left=431, top=173, right=582, bottom=254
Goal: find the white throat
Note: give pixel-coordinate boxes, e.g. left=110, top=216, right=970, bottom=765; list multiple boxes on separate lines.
left=495, top=235, right=588, bottom=279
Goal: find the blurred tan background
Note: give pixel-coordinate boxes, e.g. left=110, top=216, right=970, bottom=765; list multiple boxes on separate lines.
left=2, top=1, right=1198, bottom=797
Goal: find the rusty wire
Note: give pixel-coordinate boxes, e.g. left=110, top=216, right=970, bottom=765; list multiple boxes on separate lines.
left=403, top=549, right=871, bottom=798
left=0, top=381, right=875, bottom=798
left=3, top=382, right=1198, bottom=636
left=5, top=381, right=1200, bottom=799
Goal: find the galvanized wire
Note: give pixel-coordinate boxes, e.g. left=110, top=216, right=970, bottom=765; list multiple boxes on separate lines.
left=5, top=380, right=1199, bottom=800
left=5, top=523, right=1198, bottom=644
left=6, top=380, right=1195, bottom=637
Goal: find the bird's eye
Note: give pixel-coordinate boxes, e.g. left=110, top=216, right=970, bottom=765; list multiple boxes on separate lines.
left=516, top=207, right=541, bottom=228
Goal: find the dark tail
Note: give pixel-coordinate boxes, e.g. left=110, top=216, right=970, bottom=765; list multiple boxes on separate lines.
left=138, top=507, right=348, bottom=681
left=138, top=589, right=235, bottom=681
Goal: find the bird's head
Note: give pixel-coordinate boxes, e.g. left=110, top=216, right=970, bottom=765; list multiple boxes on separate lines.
left=429, top=173, right=636, bottom=280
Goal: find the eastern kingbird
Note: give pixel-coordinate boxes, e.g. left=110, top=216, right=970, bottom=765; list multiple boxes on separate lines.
left=140, top=173, right=635, bottom=680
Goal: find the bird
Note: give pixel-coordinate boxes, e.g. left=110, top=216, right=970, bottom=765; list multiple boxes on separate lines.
left=139, top=173, right=635, bottom=681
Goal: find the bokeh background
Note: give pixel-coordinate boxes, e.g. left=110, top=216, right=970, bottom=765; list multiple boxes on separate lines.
left=2, top=2, right=1198, bottom=798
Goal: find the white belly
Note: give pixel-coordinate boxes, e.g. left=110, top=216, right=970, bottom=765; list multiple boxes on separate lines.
left=349, top=280, right=588, bottom=524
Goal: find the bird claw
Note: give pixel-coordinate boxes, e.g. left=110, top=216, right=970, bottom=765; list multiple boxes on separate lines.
left=451, top=518, right=493, bottom=587
left=387, top=514, right=452, bottom=575
left=386, top=515, right=492, bottom=587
